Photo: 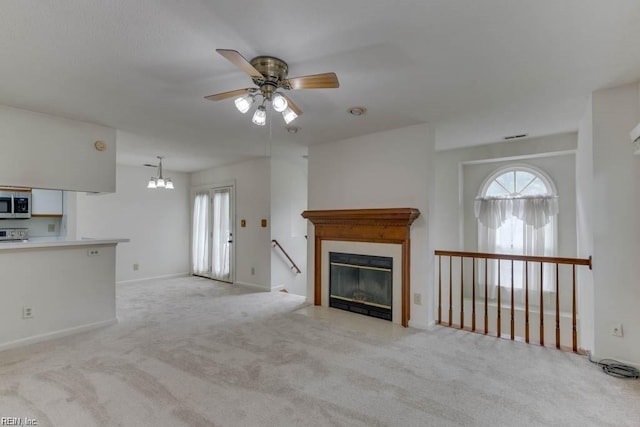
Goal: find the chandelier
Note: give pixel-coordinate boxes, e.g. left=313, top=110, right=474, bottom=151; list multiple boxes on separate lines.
left=233, top=88, right=297, bottom=126
left=147, top=156, right=174, bottom=189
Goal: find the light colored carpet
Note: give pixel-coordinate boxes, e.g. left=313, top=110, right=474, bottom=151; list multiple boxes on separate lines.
left=0, top=276, right=638, bottom=426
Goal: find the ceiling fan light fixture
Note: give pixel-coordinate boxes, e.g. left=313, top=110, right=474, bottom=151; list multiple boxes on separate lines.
left=147, top=178, right=157, bottom=189
left=282, top=107, right=298, bottom=124
left=165, top=179, right=175, bottom=190
left=156, top=178, right=166, bottom=188
left=252, top=105, right=267, bottom=126
left=272, top=93, right=288, bottom=112
left=234, top=94, right=254, bottom=114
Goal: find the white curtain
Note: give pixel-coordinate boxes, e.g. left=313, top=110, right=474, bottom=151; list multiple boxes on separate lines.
left=476, top=195, right=557, bottom=302
left=474, top=195, right=558, bottom=229
left=211, top=189, right=230, bottom=280
left=192, top=191, right=210, bottom=275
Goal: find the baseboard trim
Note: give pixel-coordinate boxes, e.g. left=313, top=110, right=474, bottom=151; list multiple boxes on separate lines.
left=117, top=272, right=189, bottom=285
left=0, top=318, right=118, bottom=352
left=408, top=319, right=430, bottom=330
left=271, top=285, right=285, bottom=292
left=234, top=281, right=270, bottom=292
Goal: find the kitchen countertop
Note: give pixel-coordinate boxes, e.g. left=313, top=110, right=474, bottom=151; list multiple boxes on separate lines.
left=0, top=236, right=129, bottom=250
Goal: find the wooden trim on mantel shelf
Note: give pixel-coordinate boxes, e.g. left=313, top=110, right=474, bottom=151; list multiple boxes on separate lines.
left=301, top=208, right=421, bottom=327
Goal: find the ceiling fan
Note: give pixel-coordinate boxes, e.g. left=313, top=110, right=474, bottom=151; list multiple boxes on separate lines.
left=204, top=49, right=339, bottom=126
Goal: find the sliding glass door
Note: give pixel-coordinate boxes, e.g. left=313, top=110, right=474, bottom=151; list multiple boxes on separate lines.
left=192, top=185, right=234, bottom=283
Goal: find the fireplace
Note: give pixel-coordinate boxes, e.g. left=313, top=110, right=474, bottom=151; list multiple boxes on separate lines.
left=302, top=208, right=420, bottom=327
left=329, top=252, right=393, bottom=320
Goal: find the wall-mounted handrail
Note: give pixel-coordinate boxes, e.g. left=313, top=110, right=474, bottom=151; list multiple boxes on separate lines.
left=272, top=239, right=302, bottom=274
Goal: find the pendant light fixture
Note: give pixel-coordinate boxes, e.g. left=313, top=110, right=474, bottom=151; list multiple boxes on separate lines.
left=147, top=156, right=174, bottom=189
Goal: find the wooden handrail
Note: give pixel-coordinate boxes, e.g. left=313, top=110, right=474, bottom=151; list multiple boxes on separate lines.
left=435, top=249, right=592, bottom=353
left=434, top=250, right=592, bottom=269
left=271, top=239, right=302, bottom=274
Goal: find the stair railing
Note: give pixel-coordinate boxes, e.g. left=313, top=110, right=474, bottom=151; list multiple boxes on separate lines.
left=434, top=250, right=591, bottom=352
left=272, top=239, right=302, bottom=274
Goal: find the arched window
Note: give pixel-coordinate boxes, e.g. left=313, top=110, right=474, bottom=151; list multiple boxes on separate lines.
left=475, top=166, right=558, bottom=299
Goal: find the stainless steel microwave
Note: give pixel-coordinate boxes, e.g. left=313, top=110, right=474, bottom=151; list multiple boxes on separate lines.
left=0, top=190, right=31, bottom=219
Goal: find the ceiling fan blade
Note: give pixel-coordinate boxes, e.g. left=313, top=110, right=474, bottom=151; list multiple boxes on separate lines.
left=285, top=72, right=339, bottom=90
left=204, top=88, right=252, bottom=101
left=216, top=49, right=263, bottom=79
left=281, top=94, right=303, bottom=116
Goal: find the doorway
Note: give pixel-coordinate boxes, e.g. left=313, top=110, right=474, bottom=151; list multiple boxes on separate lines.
left=192, top=185, right=235, bottom=283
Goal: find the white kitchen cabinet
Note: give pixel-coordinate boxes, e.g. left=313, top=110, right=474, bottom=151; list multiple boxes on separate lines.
left=32, top=189, right=63, bottom=217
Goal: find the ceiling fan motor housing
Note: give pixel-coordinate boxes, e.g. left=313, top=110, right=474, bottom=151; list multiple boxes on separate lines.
left=250, top=56, right=289, bottom=97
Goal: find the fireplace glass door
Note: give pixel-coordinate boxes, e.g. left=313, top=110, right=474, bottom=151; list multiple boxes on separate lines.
left=329, top=252, right=392, bottom=320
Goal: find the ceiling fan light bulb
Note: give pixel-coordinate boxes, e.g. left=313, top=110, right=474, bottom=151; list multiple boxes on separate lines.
left=147, top=178, right=157, bottom=189
left=235, top=95, right=253, bottom=114
left=282, top=107, right=298, bottom=124
left=252, top=106, right=267, bottom=126
left=272, top=93, right=288, bottom=112
left=165, top=179, right=174, bottom=190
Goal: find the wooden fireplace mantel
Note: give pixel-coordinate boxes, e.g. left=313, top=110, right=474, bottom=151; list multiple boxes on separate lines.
left=302, top=208, right=421, bottom=327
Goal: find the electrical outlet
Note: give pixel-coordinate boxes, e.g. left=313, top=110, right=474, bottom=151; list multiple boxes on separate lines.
left=611, top=323, right=623, bottom=337
left=414, top=293, right=422, bottom=305
left=86, top=249, right=100, bottom=257
left=251, top=267, right=255, bottom=275
left=133, top=263, right=139, bottom=271
left=23, top=306, right=33, bottom=319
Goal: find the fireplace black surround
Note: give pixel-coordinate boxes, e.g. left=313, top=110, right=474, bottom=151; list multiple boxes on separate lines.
left=329, top=252, right=393, bottom=320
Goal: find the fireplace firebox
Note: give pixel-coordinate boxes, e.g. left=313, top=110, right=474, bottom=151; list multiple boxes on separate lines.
left=329, top=252, right=393, bottom=321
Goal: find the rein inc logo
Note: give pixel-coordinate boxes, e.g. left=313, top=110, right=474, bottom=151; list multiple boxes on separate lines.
left=1, top=418, right=38, bottom=426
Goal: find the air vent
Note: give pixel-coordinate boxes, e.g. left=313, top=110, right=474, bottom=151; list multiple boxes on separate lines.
left=504, top=134, right=528, bottom=140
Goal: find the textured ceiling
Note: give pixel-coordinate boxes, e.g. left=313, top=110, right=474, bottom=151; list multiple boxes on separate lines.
left=1, top=1, right=639, bottom=171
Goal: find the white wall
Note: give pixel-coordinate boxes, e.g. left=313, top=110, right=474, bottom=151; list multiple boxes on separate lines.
left=307, top=124, right=435, bottom=329
left=589, top=82, right=640, bottom=365
left=0, top=244, right=117, bottom=350
left=0, top=105, right=116, bottom=192
left=75, top=165, right=190, bottom=282
left=191, top=157, right=271, bottom=290
left=270, top=145, right=308, bottom=295
left=576, top=96, right=595, bottom=352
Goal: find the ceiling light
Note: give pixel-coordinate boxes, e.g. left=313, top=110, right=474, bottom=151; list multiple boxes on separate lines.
left=234, top=94, right=254, bottom=114
left=282, top=106, right=298, bottom=124
left=272, top=93, right=288, bottom=112
left=252, top=105, right=267, bottom=126
left=348, top=106, right=367, bottom=116
left=147, top=156, right=174, bottom=190
left=286, top=126, right=300, bottom=134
